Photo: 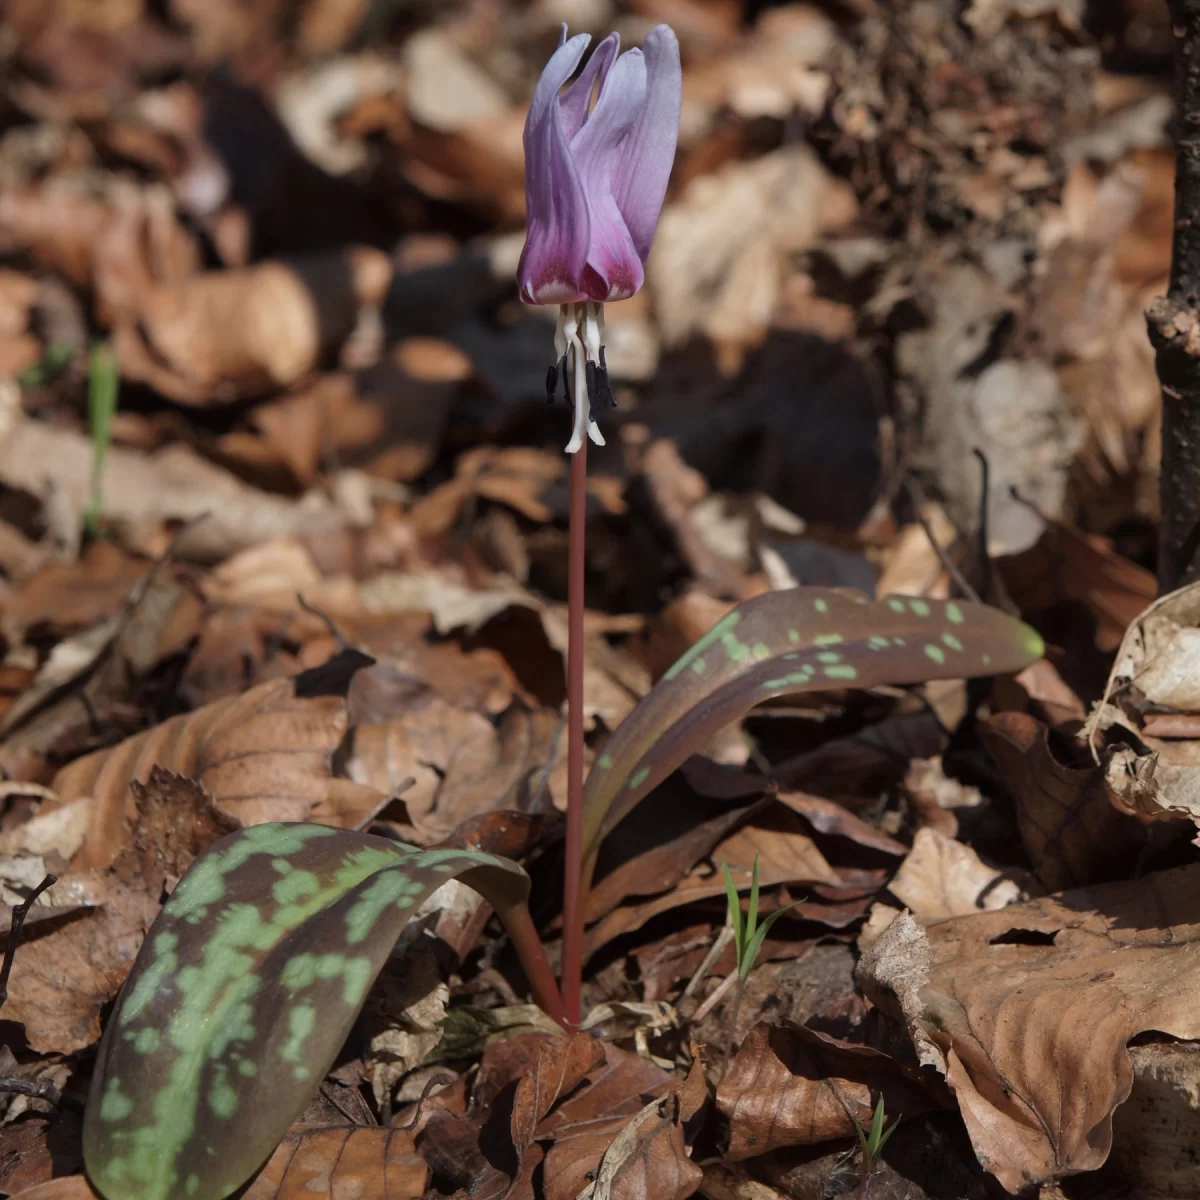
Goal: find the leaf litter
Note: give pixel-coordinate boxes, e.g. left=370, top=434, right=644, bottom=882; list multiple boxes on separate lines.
left=0, top=1, right=1192, bottom=1198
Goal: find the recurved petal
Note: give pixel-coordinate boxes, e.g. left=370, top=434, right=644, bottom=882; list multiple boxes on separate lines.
left=560, top=32, right=620, bottom=143
left=518, top=32, right=592, bottom=305
left=611, top=25, right=681, bottom=262
left=569, top=48, right=647, bottom=302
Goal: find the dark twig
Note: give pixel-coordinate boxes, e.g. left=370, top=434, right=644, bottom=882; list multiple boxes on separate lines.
left=1149, top=0, right=1200, bottom=591
left=0, top=873, right=56, bottom=1008
left=903, top=476, right=981, bottom=603
left=0, top=1077, right=62, bottom=1106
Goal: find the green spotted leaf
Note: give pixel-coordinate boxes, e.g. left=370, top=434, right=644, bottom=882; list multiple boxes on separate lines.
left=582, top=587, right=1043, bottom=870
left=83, top=824, right=547, bottom=1200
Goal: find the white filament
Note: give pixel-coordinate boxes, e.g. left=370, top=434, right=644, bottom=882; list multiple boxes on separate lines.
left=560, top=301, right=605, bottom=454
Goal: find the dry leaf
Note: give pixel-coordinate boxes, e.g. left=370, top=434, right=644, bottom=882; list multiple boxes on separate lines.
left=9, top=1179, right=101, bottom=1200
left=857, top=866, right=1200, bottom=1191
left=982, top=712, right=1153, bottom=889
left=0, top=394, right=341, bottom=562
left=584, top=808, right=840, bottom=958
left=116, top=248, right=392, bottom=403
left=5, top=768, right=237, bottom=1052
left=53, top=658, right=381, bottom=868
left=717, top=1020, right=937, bottom=1159
left=242, top=1125, right=427, bottom=1199
left=886, top=827, right=1025, bottom=924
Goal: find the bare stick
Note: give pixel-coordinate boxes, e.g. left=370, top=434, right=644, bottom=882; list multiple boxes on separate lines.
left=1149, top=0, right=1200, bottom=590
left=0, top=873, right=55, bottom=1008
left=561, top=438, right=588, bottom=1027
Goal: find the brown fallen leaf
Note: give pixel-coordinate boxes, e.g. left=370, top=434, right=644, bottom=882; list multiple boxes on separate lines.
left=115, top=248, right=392, bottom=403
left=717, top=1020, right=938, bottom=1160
left=421, top=1031, right=699, bottom=1200
left=9, top=1178, right=100, bottom=1200
left=857, top=864, right=1200, bottom=1192
left=584, top=805, right=840, bottom=959
left=586, top=762, right=770, bottom=924
left=982, top=711, right=1157, bottom=889
left=573, top=1092, right=702, bottom=1200
left=0, top=1110, right=84, bottom=1194
left=53, top=654, right=382, bottom=869
left=5, top=767, right=237, bottom=1052
left=885, top=827, right=1026, bottom=924
left=0, top=561, right=202, bottom=783
left=996, top=520, right=1155, bottom=653
left=242, top=1125, right=427, bottom=1199
left=0, top=401, right=341, bottom=562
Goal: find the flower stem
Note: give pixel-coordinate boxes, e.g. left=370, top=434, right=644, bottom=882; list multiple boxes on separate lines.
left=562, top=426, right=588, bottom=1027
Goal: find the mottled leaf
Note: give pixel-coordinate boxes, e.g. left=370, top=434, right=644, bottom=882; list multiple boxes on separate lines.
left=83, top=823, right=545, bottom=1200
left=582, top=587, right=1043, bottom=869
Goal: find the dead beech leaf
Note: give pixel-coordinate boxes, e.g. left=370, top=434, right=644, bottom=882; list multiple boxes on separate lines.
left=584, top=807, right=839, bottom=958
left=0, top=562, right=202, bottom=783
left=9, top=1179, right=101, bottom=1200
left=240, top=1126, right=427, bottom=1199
left=982, top=711, right=1152, bottom=889
left=886, top=827, right=1026, bottom=924
left=115, top=248, right=392, bottom=403
left=0, top=402, right=340, bottom=562
left=53, top=655, right=382, bottom=869
left=422, top=1032, right=697, bottom=1200
left=259, top=1125, right=427, bottom=1199
left=997, top=521, right=1155, bottom=652
left=576, top=1093, right=702, bottom=1200
left=856, top=865, right=1200, bottom=1192
left=717, top=1020, right=937, bottom=1160
left=6, top=767, right=236, bottom=1052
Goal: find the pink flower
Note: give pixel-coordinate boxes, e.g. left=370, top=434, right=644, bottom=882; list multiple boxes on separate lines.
left=518, top=25, right=681, bottom=307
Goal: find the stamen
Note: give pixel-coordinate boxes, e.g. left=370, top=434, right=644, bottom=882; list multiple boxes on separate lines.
left=545, top=362, right=559, bottom=405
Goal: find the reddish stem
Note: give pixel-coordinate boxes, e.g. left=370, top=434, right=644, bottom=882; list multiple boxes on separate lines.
left=561, top=436, right=588, bottom=1026
left=498, top=900, right=566, bottom=1027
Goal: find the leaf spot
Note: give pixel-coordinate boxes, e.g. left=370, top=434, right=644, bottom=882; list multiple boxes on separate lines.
left=942, top=633, right=964, bottom=651
left=925, top=644, right=946, bottom=664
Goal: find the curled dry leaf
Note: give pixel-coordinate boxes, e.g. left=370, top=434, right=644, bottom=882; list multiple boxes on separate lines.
left=886, top=827, right=1025, bottom=923
left=9, top=1180, right=101, bottom=1200
left=241, top=1126, right=427, bottom=1199
left=5, top=767, right=237, bottom=1053
left=717, top=1020, right=938, bottom=1160
left=53, top=654, right=383, bottom=869
left=982, top=711, right=1155, bottom=889
left=0, top=404, right=340, bottom=562
left=1090, top=580, right=1200, bottom=827
left=116, top=248, right=393, bottom=403
left=422, top=1031, right=699, bottom=1200
left=0, top=560, right=202, bottom=783
left=856, top=864, right=1200, bottom=1192
left=583, top=806, right=840, bottom=960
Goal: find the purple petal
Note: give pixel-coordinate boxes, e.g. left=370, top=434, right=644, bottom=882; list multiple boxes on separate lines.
left=559, top=32, right=620, bottom=143
left=611, top=25, right=681, bottom=262
left=517, top=33, right=592, bottom=305
left=569, top=48, right=647, bottom=302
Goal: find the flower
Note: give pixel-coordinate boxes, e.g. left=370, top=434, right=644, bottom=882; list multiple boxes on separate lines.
left=517, top=24, right=681, bottom=452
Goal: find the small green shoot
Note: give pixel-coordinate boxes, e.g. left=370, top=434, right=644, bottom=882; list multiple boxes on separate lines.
left=18, top=339, right=74, bottom=390
left=722, top=854, right=801, bottom=981
left=85, top=341, right=119, bottom=536
left=718, top=854, right=802, bottom=1076
left=852, top=1095, right=900, bottom=1195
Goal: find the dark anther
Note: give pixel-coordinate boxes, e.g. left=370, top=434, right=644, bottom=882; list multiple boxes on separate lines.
left=585, top=359, right=599, bottom=408
left=545, top=362, right=559, bottom=405
left=599, top=346, right=616, bottom=408
left=559, top=355, right=571, bottom=405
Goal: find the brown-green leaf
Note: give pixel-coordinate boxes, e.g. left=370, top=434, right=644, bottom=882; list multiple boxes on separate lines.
left=82, top=823, right=540, bottom=1200
left=581, top=587, right=1043, bottom=869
